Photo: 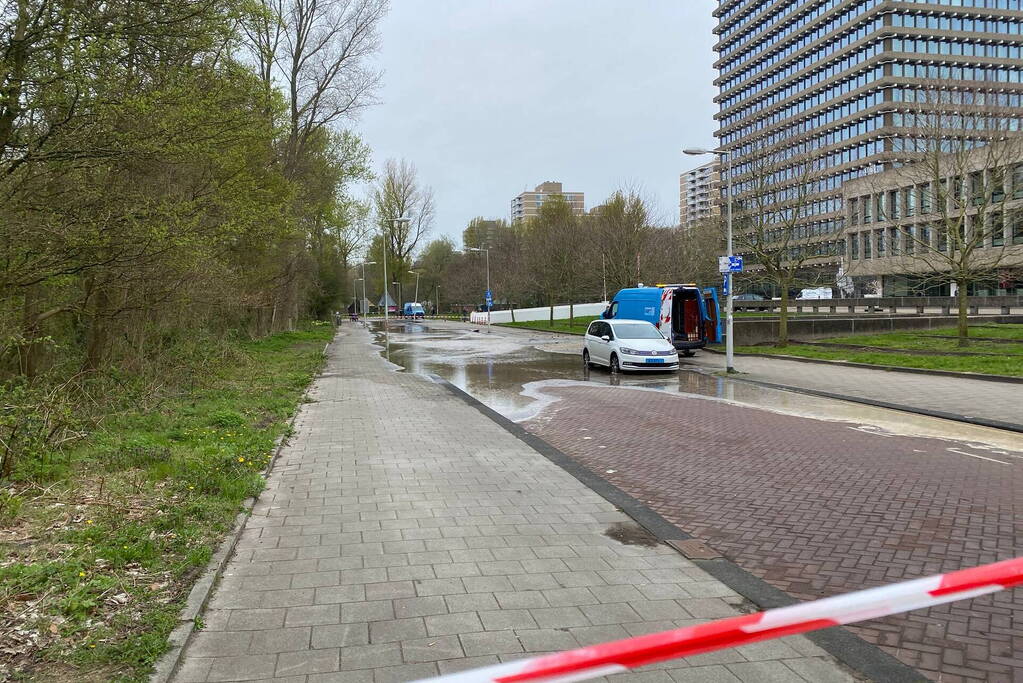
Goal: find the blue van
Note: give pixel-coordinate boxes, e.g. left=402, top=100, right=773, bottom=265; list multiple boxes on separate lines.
left=402, top=302, right=425, bottom=319
left=603, top=284, right=721, bottom=355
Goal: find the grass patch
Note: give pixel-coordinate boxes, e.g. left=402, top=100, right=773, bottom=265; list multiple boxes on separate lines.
left=0, top=325, right=332, bottom=682
left=737, top=324, right=1023, bottom=376
left=499, top=316, right=599, bottom=335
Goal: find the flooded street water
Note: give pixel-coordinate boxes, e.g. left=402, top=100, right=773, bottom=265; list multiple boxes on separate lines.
left=366, top=319, right=1023, bottom=451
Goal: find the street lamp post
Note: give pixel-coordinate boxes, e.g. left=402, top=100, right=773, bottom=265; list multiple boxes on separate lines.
left=408, top=271, right=421, bottom=302
left=385, top=218, right=410, bottom=323
left=466, top=246, right=491, bottom=325
left=361, top=261, right=376, bottom=316
left=684, top=146, right=734, bottom=373
left=392, top=281, right=402, bottom=315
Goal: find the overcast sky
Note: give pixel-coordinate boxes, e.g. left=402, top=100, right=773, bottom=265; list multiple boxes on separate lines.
left=356, top=0, right=718, bottom=247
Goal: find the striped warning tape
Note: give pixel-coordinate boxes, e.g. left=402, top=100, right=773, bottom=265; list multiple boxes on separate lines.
left=413, top=556, right=1023, bottom=683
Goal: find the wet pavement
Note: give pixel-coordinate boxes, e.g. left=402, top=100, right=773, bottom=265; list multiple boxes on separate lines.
left=368, top=319, right=1023, bottom=682
left=371, top=319, right=1021, bottom=451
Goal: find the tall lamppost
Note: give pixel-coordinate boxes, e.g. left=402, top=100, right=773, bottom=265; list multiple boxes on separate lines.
left=392, top=281, right=402, bottom=315
left=360, top=261, right=375, bottom=316
left=684, top=146, right=735, bottom=373
left=466, top=246, right=491, bottom=323
left=408, top=270, right=421, bottom=302
left=384, top=217, right=410, bottom=323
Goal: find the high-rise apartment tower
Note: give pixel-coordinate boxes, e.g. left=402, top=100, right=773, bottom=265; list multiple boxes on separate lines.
left=714, top=0, right=1023, bottom=280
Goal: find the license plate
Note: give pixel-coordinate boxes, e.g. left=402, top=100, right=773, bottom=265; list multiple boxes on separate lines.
left=646, top=358, right=664, bottom=364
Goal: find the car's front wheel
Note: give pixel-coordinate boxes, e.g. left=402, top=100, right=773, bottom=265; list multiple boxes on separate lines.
left=609, top=353, right=620, bottom=374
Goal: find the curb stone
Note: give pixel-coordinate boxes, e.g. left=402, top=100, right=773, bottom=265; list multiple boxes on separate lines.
left=703, top=346, right=1023, bottom=384
left=432, top=375, right=925, bottom=683
left=149, top=337, right=333, bottom=683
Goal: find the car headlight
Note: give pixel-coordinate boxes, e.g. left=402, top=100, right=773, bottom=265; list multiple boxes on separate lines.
left=619, top=347, right=640, bottom=355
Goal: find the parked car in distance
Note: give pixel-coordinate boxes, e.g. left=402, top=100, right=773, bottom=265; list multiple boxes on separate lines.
left=733, top=292, right=766, bottom=312
left=402, top=302, right=425, bottom=318
left=583, top=319, right=679, bottom=373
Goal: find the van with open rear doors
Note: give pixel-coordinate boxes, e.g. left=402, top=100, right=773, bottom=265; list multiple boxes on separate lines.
left=602, top=284, right=721, bottom=356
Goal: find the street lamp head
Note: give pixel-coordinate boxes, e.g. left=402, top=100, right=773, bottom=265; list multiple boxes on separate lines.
left=684, top=147, right=730, bottom=157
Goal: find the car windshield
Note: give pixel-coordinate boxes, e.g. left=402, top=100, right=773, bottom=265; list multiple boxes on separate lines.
left=612, top=323, right=663, bottom=339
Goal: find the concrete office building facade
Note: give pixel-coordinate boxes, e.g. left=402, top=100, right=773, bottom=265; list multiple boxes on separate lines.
left=680, top=160, right=722, bottom=228
left=510, top=181, right=585, bottom=223
left=713, top=0, right=1023, bottom=286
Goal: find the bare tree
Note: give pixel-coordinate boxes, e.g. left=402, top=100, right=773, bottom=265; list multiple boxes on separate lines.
left=244, top=0, right=388, bottom=170
left=373, top=158, right=434, bottom=271
left=734, top=152, right=839, bottom=346
left=524, top=195, right=591, bottom=327
left=853, top=88, right=1023, bottom=346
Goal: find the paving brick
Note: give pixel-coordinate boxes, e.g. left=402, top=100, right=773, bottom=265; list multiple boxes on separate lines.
left=172, top=327, right=853, bottom=683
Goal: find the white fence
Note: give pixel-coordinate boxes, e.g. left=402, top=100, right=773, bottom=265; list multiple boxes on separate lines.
left=470, top=301, right=608, bottom=325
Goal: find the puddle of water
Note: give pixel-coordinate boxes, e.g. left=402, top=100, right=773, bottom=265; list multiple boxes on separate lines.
left=369, top=321, right=1023, bottom=452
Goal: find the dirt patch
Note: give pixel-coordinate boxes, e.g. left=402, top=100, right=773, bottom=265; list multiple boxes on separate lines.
left=603, top=522, right=660, bottom=548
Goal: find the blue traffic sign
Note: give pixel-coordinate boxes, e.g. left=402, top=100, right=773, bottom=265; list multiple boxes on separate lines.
left=484, top=289, right=493, bottom=308
left=721, top=274, right=729, bottom=296
left=727, top=255, right=743, bottom=272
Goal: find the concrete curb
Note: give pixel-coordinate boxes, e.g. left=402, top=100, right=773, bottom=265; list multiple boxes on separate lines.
left=715, top=373, right=1023, bottom=435
left=149, top=339, right=332, bottom=683
left=704, top=346, right=1023, bottom=384
left=433, top=376, right=925, bottom=683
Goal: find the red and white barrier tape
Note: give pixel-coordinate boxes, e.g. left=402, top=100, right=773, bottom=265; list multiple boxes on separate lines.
left=413, top=557, right=1023, bottom=683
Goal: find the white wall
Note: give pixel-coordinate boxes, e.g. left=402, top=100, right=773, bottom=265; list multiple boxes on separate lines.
left=471, top=302, right=608, bottom=324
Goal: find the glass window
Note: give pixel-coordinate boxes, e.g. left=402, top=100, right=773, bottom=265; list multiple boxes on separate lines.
left=904, top=226, right=915, bottom=254
left=1014, top=210, right=1023, bottom=245
left=889, top=226, right=899, bottom=255
left=990, top=211, right=1004, bottom=247
left=851, top=232, right=860, bottom=259
left=919, top=184, right=932, bottom=213
left=863, top=232, right=872, bottom=259
left=876, top=229, right=885, bottom=256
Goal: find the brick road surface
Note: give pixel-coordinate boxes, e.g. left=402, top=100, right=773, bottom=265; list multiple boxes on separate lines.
left=170, top=327, right=852, bottom=683
left=524, top=383, right=1023, bottom=683
left=686, top=353, right=1022, bottom=428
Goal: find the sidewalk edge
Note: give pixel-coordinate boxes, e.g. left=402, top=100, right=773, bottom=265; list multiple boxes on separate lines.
left=703, top=346, right=1023, bottom=385
left=716, top=374, right=1023, bottom=434
left=433, top=376, right=926, bottom=683
left=149, top=339, right=331, bottom=683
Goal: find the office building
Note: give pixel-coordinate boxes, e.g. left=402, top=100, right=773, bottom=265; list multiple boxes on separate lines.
left=511, top=181, right=585, bottom=222
left=842, top=143, right=1023, bottom=295
left=680, top=160, right=722, bottom=228
left=713, top=0, right=1023, bottom=282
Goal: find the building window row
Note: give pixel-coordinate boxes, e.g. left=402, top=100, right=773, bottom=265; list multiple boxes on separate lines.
left=849, top=211, right=1023, bottom=262
left=893, top=36, right=1023, bottom=61
left=892, top=60, right=1023, bottom=84
left=733, top=139, right=885, bottom=185
left=850, top=166, right=1023, bottom=229
left=721, top=35, right=883, bottom=112
left=720, top=4, right=881, bottom=92
left=732, top=113, right=885, bottom=161
left=721, top=87, right=886, bottom=148
left=720, top=0, right=872, bottom=62
left=720, top=65, right=884, bottom=132
left=892, top=11, right=1023, bottom=34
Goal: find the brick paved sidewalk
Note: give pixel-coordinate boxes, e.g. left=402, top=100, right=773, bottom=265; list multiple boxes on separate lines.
left=687, top=353, right=1022, bottom=429
left=169, top=327, right=854, bottom=683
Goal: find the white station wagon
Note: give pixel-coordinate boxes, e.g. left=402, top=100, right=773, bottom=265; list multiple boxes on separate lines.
left=583, top=319, right=680, bottom=373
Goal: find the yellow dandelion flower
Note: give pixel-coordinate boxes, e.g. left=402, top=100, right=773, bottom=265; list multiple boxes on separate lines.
left=79, top=571, right=85, bottom=577
left=86, top=520, right=93, bottom=525
left=237, top=457, right=245, bottom=463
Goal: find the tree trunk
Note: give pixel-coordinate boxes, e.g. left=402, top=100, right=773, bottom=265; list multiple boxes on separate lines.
left=19, top=285, right=39, bottom=379
left=957, top=280, right=969, bottom=347
left=548, top=296, right=554, bottom=328
left=569, top=302, right=574, bottom=330
left=510, top=307, right=516, bottom=323
left=83, top=286, right=109, bottom=372
left=777, top=288, right=790, bottom=347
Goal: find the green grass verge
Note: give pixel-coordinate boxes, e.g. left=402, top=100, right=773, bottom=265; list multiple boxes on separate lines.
left=0, top=324, right=333, bottom=682
left=737, top=324, right=1023, bottom=376
left=499, top=316, right=599, bottom=335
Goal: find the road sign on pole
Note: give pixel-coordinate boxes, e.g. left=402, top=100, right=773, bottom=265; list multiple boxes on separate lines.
left=719, top=255, right=744, bottom=273
left=484, top=289, right=493, bottom=310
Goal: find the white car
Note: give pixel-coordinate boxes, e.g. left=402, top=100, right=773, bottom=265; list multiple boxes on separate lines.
left=583, top=319, right=679, bottom=373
